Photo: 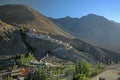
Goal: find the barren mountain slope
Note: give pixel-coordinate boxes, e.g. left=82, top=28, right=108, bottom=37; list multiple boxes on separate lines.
left=0, top=4, right=74, bottom=39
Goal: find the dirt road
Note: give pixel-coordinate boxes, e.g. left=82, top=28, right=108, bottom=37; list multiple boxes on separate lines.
left=92, top=64, right=120, bottom=80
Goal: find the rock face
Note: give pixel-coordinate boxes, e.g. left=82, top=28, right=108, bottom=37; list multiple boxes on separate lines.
left=0, top=20, right=27, bottom=55
left=0, top=4, right=120, bottom=64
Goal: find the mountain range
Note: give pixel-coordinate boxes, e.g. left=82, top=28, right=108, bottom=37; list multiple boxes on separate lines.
left=49, top=14, right=120, bottom=52
left=0, top=4, right=120, bottom=64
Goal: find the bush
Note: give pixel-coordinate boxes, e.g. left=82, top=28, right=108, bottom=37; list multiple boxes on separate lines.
left=91, top=62, right=105, bottom=76
left=97, top=63, right=105, bottom=70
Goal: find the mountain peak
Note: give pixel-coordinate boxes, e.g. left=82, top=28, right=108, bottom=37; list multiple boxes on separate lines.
left=87, top=13, right=98, bottom=16
left=0, top=4, right=33, bottom=12
left=0, top=4, right=36, bottom=24
left=64, top=16, right=72, bottom=19
left=0, top=4, right=74, bottom=38
left=0, top=4, right=30, bottom=8
left=85, top=13, right=103, bottom=18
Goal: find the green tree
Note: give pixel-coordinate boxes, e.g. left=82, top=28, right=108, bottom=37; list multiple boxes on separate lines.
left=75, top=61, right=92, bottom=77
left=73, top=74, right=89, bottom=80
left=20, top=27, right=25, bottom=35
left=7, top=75, right=12, bottom=80
left=73, top=61, right=92, bottom=80
left=19, top=54, right=26, bottom=65
left=13, top=62, right=17, bottom=70
left=27, top=52, right=34, bottom=62
left=97, top=63, right=105, bottom=70
left=25, top=67, right=48, bottom=80
left=40, top=69, right=48, bottom=80
left=50, top=69, right=54, bottom=80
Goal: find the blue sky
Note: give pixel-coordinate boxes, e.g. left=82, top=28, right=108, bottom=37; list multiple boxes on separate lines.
left=0, top=0, right=120, bottom=22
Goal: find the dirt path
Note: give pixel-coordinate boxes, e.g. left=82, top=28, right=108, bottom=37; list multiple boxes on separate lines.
left=92, top=64, right=120, bottom=80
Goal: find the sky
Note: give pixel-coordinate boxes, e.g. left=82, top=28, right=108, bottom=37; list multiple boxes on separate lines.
left=0, top=0, right=120, bottom=22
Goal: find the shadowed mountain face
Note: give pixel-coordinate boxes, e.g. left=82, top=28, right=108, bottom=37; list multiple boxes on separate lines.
left=49, top=14, right=120, bottom=47
left=0, top=5, right=120, bottom=64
